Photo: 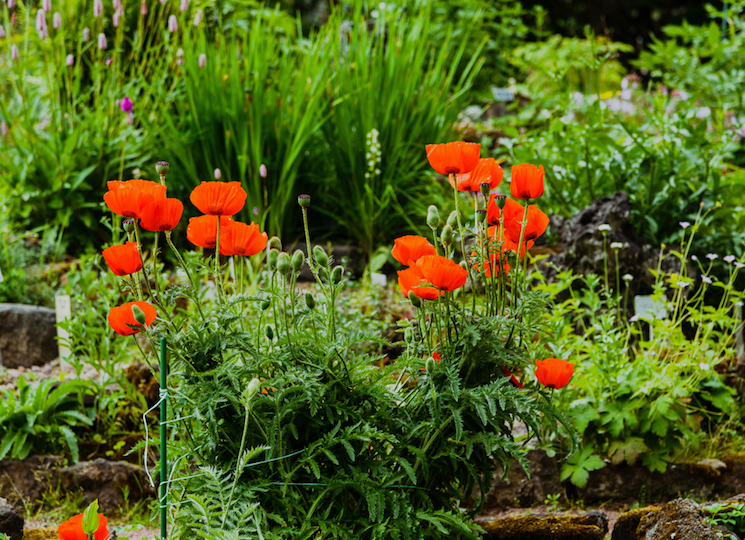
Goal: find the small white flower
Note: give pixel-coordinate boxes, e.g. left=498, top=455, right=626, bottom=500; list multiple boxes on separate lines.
left=724, top=255, right=736, bottom=263
left=675, top=280, right=690, bottom=288
left=735, top=262, right=745, bottom=269
left=629, top=315, right=639, bottom=322
left=598, top=224, right=611, bottom=233
left=698, top=362, right=710, bottom=371
left=679, top=221, right=691, bottom=229
left=691, top=255, right=698, bottom=261
left=706, top=253, right=718, bottom=260
left=610, top=242, right=623, bottom=250
left=622, top=274, right=633, bottom=282
left=701, top=274, right=712, bottom=284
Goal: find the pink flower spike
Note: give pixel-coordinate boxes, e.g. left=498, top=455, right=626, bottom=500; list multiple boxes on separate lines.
left=168, top=15, right=177, bottom=32
left=140, top=0, right=147, bottom=15
left=259, top=164, right=267, bottom=178
left=120, top=97, right=133, bottom=113
left=11, top=12, right=16, bottom=25
left=98, top=32, right=107, bottom=49
left=214, top=168, right=221, bottom=180
left=126, top=112, right=134, bottom=125
left=11, top=44, right=18, bottom=60
left=176, top=47, right=184, bottom=65
left=43, top=0, right=51, bottom=12
left=36, top=9, right=46, bottom=33
left=82, top=27, right=90, bottom=41
left=113, top=0, right=121, bottom=9
left=94, top=0, right=103, bottom=17
left=53, top=12, right=61, bottom=29
left=113, top=9, right=119, bottom=27
left=198, top=53, right=206, bottom=68
left=0, top=26, right=5, bottom=39
left=8, top=0, right=16, bottom=9
left=0, top=121, right=7, bottom=137
left=194, top=9, right=202, bottom=26
left=106, top=57, right=112, bottom=65
left=65, top=54, right=74, bottom=66
left=180, top=0, right=188, bottom=11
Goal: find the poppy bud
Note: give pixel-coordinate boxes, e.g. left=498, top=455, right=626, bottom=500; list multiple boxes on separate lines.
left=331, top=265, right=343, bottom=284
left=476, top=209, right=487, bottom=223
left=404, top=328, right=413, bottom=343
left=265, top=325, right=274, bottom=341
left=320, top=267, right=328, bottom=281
left=260, top=298, right=271, bottom=310
left=297, top=194, right=311, bottom=208
left=426, top=205, right=440, bottom=229
left=269, top=236, right=282, bottom=250
left=132, top=304, right=147, bottom=326
left=122, top=219, right=135, bottom=233
left=291, top=250, right=305, bottom=271
left=277, top=252, right=291, bottom=275
left=155, top=161, right=170, bottom=175
left=247, top=377, right=260, bottom=399
left=441, top=224, right=453, bottom=247
left=268, top=248, right=279, bottom=270
left=426, top=356, right=436, bottom=372
left=407, top=290, right=421, bottom=308
left=313, top=245, right=329, bottom=267
left=493, top=195, right=506, bottom=209
left=305, top=292, right=316, bottom=310
left=447, top=211, right=459, bottom=229
left=480, top=182, right=491, bottom=198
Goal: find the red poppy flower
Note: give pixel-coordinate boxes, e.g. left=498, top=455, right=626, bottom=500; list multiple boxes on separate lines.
left=104, top=180, right=167, bottom=219
left=510, top=164, right=545, bottom=200
left=108, top=301, right=157, bottom=336
left=425, top=141, right=480, bottom=175
left=186, top=216, right=234, bottom=249
left=219, top=221, right=268, bottom=256
left=487, top=194, right=523, bottom=227
left=415, top=255, right=468, bottom=291
left=472, top=250, right=510, bottom=278
left=190, top=181, right=247, bottom=216
left=535, top=358, right=575, bottom=389
left=102, top=241, right=142, bottom=276
left=58, top=512, right=110, bottom=540
left=504, top=202, right=549, bottom=247
left=450, top=158, right=503, bottom=192
left=432, top=352, right=441, bottom=361
left=398, top=266, right=440, bottom=300
left=139, top=198, right=184, bottom=232
left=391, top=235, right=437, bottom=266
left=502, top=366, right=523, bottom=389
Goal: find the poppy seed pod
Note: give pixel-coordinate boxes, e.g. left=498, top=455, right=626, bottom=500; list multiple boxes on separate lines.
left=447, top=211, right=459, bottom=229
left=305, top=292, right=316, bottom=310
left=291, top=250, right=305, bottom=271
left=122, top=219, right=135, bottom=233
left=493, top=195, right=507, bottom=209
left=277, top=252, right=291, bottom=275
left=480, top=182, right=491, bottom=198
left=155, top=161, right=170, bottom=175
left=265, top=325, right=274, bottom=341
left=269, top=236, right=282, bottom=250
left=440, top=224, right=453, bottom=247
left=407, top=290, right=421, bottom=308
left=268, top=248, right=279, bottom=270
left=313, top=245, right=328, bottom=267
left=297, top=194, right=311, bottom=208
left=331, top=265, right=343, bottom=284
left=426, top=205, right=440, bottom=229
left=131, top=304, right=147, bottom=326
left=260, top=298, right=271, bottom=310
left=476, top=209, right=487, bottom=223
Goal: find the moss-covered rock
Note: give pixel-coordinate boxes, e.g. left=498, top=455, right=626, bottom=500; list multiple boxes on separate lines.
left=611, top=506, right=661, bottom=540
left=22, top=527, right=57, bottom=540
left=477, top=511, right=608, bottom=539
left=637, top=498, right=725, bottom=540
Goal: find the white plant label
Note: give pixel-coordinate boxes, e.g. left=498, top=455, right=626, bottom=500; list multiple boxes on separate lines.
left=55, top=295, right=72, bottom=366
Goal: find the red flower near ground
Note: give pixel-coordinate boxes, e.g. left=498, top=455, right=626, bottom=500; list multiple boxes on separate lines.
left=102, top=241, right=142, bottom=276
left=139, top=198, right=184, bottom=232
left=108, top=301, right=157, bottom=336
left=104, top=180, right=167, bottom=219
left=186, top=216, right=233, bottom=249
left=535, top=358, right=575, bottom=389
left=425, top=141, right=480, bottom=175
left=219, top=221, right=268, bottom=256
left=190, top=181, right=247, bottom=216
left=502, top=366, right=523, bottom=389
left=503, top=202, right=549, bottom=246
left=486, top=194, right=524, bottom=227
left=416, top=255, right=468, bottom=291
left=58, top=512, right=110, bottom=540
left=510, top=164, right=545, bottom=200
left=398, top=266, right=440, bottom=300
left=391, top=235, right=437, bottom=266
left=472, top=250, right=510, bottom=278
left=450, top=158, right=503, bottom=192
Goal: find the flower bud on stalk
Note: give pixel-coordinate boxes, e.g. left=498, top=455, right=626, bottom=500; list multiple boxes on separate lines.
left=297, top=194, right=311, bottom=209
left=305, top=292, right=316, bottom=310
left=404, top=328, right=413, bottom=343
left=425, top=356, right=436, bottom=372
left=260, top=298, right=271, bottom=310
left=331, top=265, right=343, bottom=284
left=277, top=252, right=291, bottom=275
left=265, top=325, right=274, bottom=341
left=155, top=161, right=170, bottom=175
left=268, top=248, right=279, bottom=270
left=447, top=210, right=459, bottom=229
left=132, top=305, right=147, bottom=326
left=122, top=219, right=135, bottom=233
left=291, top=250, right=305, bottom=272
left=269, top=236, right=281, bottom=250
left=313, top=245, right=328, bottom=267
left=407, top=291, right=421, bottom=308
left=440, top=224, right=453, bottom=247
left=426, top=205, right=440, bottom=229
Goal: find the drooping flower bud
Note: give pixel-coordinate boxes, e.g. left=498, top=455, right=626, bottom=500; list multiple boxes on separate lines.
left=425, top=356, right=436, bottom=372
left=132, top=304, right=147, bottom=326
left=269, top=236, right=281, bottom=250
left=407, top=290, right=421, bottom=308
left=297, top=194, right=311, bottom=208
left=426, top=205, right=440, bottom=229
left=155, top=161, right=170, bottom=175
left=331, top=265, right=343, bottom=284
left=265, top=325, right=274, bottom=341
left=291, top=250, right=305, bottom=272
left=404, top=328, right=413, bottom=343
left=440, top=224, right=453, bottom=247
left=247, top=378, right=260, bottom=399
left=268, top=249, right=279, bottom=270
left=277, top=252, right=291, bottom=275
left=313, top=245, right=328, bottom=267
left=447, top=210, right=459, bottom=229
left=260, top=298, right=271, bottom=310
left=304, top=292, right=316, bottom=310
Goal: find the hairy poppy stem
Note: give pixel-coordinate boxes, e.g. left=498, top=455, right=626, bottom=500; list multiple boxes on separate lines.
left=450, top=177, right=476, bottom=317
left=165, top=231, right=205, bottom=320
left=512, top=202, right=530, bottom=315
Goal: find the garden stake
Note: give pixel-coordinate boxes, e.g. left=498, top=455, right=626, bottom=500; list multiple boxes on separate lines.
left=160, top=337, right=168, bottom=539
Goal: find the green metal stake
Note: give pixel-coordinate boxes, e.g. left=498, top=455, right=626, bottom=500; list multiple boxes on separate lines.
left=160, top=337, right=168, bottom=539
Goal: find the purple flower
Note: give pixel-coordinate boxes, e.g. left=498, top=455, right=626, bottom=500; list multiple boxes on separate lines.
left=252, top=207, right=259, bottom=216
left=736, top=262, right=745, bottom=269
left=259, top=164, right=267, bottom=178
left=724, top=255, right=736, bottom=263
left=198, top=53, right=206, bottom=68
left=140, top=0, right=147, bottom=15
left=65, top=54, right=74, bottom=66
left=53, top=11, right=61, bottom=29
left=629, top=315, right=639, bottom=322
left=168, top=14, right=178, bottom=32
left=176, top=47, right=184, bottom=65
left=194, top=9, right=203, bottom=26
left=113, top=9, right=119, bottom=27
left=43, top=0, right=51, bottom=12
left=706, top=253, right=718, bottom=260
left=82, top=27, right=90, bottom=41
left=214, top=168, right=221, bottom=180
left=98, top=32, right=107, bottom=49
left=736, top=301, right=744, bottom=307
left=94, top=0, right=103, bottom=17
left=8, top=0, right=16, bottom=10
left=701, top=274, right=712, bottom=284
left=120, top=97, right=133, bottom=113
left=11, top=44, right=18, bottom=60
left=36, top=9, right=47, bottom=39
left=679, top=221, right=691, bottom=229
left=180, top=0, right=189, bottom=11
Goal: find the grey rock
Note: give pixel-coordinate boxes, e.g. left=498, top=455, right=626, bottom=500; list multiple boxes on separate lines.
left=0, top=303, right=58, bottom=368
left=0, top=456, right=62, bottom=512
left=0, top=497, right=23, bottom=540
left=483, top=449, right=563, bottom=510
left=637, top=499, right=724, bottom=540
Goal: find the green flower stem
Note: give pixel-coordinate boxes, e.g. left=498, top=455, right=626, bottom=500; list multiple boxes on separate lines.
left=165, top=231, right=205, bottom=320
left=450, top=177, right=476, bottom=317
left=223, top=400, right=251, bottom=527
left=512, top=201, right=530, bottom=315
left=215, top=216, right=223, bottom=305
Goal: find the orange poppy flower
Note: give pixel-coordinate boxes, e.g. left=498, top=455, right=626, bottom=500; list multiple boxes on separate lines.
left=485, top=225, right=524, bottom=257
left=486, top=195, right=524, bottom=227
left=102, top=241, right=142, bottom=276
left=398, top=266, right=440, bottom=300
left=416, top=255, right=468, bottom=291
left=104, top=180, right=167, bottom=219
left=108, top=301, right=157, bottom=336
left=140, top=198, right=184, bottom=232
left=472, top=250, right=510, bottom=278
left=450, top=158, right=503, bottom=192
left=391, top=235, right=437, bottom=266
left=219, top=221, right=268, bottom=256
left=502, top=366, right=523, bottom=389
left=535, top=358, right=575, bottom=389
left=504, top=202, right=549, bottom=246
left=190, top=181, right=247, bottom=216
left=58, top=512, right=110, bottom=540
left=186, top=216, right=233, bottom=249
left=425, top=141, right=480, bottom=176
left=510, top=164, right=545, bottom=200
